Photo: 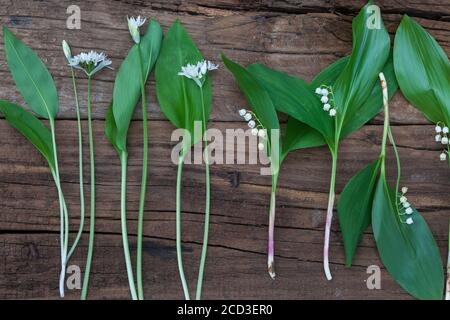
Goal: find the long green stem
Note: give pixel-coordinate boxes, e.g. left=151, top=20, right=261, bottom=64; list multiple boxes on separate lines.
left=136, top=44, right=148, bottom=300
left=67, top=68, right=85, bottom=261
left=379, top=73, right=390, bottom=175
left=267, top=172, right=279, bottom=280
left=196, top=86, right=211, bottom=300
left=50, top=119, right=68, bottom=298
left=120, top=151, right=138, bottom=300
left=323, top=147, right=337, bottom=281
left=176, top=149, right=190, bottom=300
left=81, top=76, right=95, bottom=300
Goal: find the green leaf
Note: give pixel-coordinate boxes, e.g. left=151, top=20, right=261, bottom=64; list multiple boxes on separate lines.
left=372, top=178, right=444, bottom=300
left=112, top=19, right=163, bottom=152
left=3, top=27, right=58, bottom=120
left=155, top=19, right=212, bottom=145
left=0, top=100, right=55, bottom=170
left=337, top=160, right=380, bottom=266
left=104, top=102, right=120, bottom=155
left=341, top=54, right=398, bottom=137
left=281, top=117, right=325, bottom=159
left=247, top=63, right=332, bottom=145
left=394, top=15, right=450, bottom=125
left=310, top=56, right=350, bottom=90
left=333, top=3, right=390, bottom=132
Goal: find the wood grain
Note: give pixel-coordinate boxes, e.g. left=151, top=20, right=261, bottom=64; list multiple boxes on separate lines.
left=0, top=0, right=448, bottom=299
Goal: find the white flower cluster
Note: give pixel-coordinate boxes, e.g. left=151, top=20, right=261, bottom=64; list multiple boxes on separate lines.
left=315, top=85, right=336, bottom=117
left=398, top=186, right=414, bottom=225
left=127, top=16, right=146, bottom=44
left=434, top=123, right=449, bottom=161
left=68, top=49, right=112, bottom=77
left=178, top=60, right=218, bottom=87
left=238, top=108, right=266, bottom=151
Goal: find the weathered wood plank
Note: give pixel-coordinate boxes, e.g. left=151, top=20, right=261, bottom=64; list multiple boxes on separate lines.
left=0, top=0, right=448, bottom=124
left=0, top=120, right=448, bottom=299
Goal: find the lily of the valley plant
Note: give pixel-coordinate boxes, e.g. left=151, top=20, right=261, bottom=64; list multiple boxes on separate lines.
left=337, top=73, right=444, bottom=299
left=155, top=20, right=217, bottom=300
left=105, top=16, right=162, bottom=300
left=223, top=2, right=395, bottom=280
left=62, top=40, right=112, bottom=299
left=0, top=27, right=84, bottom=297
left=393, top=15, right=450, bottom=299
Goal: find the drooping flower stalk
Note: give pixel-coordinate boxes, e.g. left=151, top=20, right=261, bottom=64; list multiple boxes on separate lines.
left=315, top=85, right=338, bottom=280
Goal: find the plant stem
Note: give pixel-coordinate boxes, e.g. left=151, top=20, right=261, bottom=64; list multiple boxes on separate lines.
left=120, top=151, right=138, bottom=300
left=49, top=119, right=68, bottom=298
left=196, top=86, right=211, bottom=300
left=379, top=73, right=389, bottom=174
left=176, top=148, right=190, bottom=300
left=67, top=67, right=85, bottom=261
left=446, top=220, right=450, bottom=300
left=81, top=76, right=95, bottom=300
left=136, top=44, right=148, bottom=300
left=267, top=172, right=279, bottom=280
left=323, top=148, right=337, bottom=281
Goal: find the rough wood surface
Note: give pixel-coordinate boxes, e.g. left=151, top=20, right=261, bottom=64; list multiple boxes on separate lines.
left=0, top=0, right=449, bottom=299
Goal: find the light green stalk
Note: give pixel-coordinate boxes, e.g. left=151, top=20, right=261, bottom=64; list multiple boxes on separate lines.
left=196, top=86, right=211, bottom=300
left=81, top=76, right=95, bottom=300
left=176, top=148, right=190, bottom=300
left=120, top=151, right=138, bottom=300
left=67, top=67, right=85, bottom=261
left=136, top=43, right=149, bottom=300
left=50, top=118, right=68, bottom=298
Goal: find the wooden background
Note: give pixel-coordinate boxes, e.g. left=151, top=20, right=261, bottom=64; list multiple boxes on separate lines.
left=0, top=0, right=449, bottom=300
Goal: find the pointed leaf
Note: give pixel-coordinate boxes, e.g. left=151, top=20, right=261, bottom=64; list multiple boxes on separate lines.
left=3, top=27, right=58, bottom=119
left=333, top=3, right=390, bottom=131
left=112, top=19, right=163, bottom=152
left=155, top=19, right=212, bottom=145
left=372, top=178, right=444, bottom=300
left=0, top=100, right=55, bottom=170
left=393, top=15, right=450, bottom=125
left=105, top=102, right=121, bottom=155
left=337, top=160, right=380, bottom=266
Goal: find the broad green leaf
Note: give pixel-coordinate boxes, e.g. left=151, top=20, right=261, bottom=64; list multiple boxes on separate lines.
left=104, top=102, right=120, bottom=155
left=341, top=55, right=398, bottom=137
left=3, top=27, right=58, bottom=120
left=112, top=19, right=163, bottom=152
left=0, top=100, right=55, bottom=170
left=333, top=3, right=390, bottom=132
left=310, top=56, right=350, bottom=89
left=372, top=178, right=444, bottom=300
left=247, top=63, right=333, bottom=145
left=155, top=19, right=212, bottom=145
left=394, top=15, right=450, bottom=125
left=281, top=117, right=325, bottom=160
left=337, top=160, right=380, bottom=266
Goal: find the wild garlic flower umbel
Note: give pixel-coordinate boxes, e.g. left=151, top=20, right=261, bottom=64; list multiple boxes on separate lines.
left=239, top=108, right=267, bottom=151
left=315, top=85, right=336, bottom=117
left=434, top=123, right=449, bottom=162
left=69, top=51, right=112, bottom=77
left=397, top=186, right=414, bottom=225
left=178, top=60, right=218, bottom=87
left=127, top=16, right=146, bottom=44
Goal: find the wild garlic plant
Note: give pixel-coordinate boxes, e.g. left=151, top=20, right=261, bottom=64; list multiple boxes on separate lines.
left=0, top=27, right=77, bottom=297
left=337, top=73, right=444, bottom=300
left=64, top=43, right=112, bottom=299
left=155, top=20, right=216, bottom=300
left=105, top=17, right=162, bottom=300
left=393, top=14, right=450, bottom=299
